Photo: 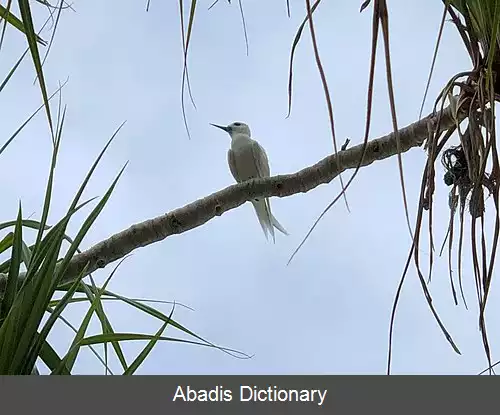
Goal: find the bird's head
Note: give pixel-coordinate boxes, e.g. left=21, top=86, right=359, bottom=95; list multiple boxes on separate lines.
left=210, top=121, right=251, bottom=137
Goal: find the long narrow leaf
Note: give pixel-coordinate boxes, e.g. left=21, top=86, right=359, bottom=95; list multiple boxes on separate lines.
left=0, top=204, right=23, bottom=321
left=63, top=259, right=128, bottom=373
left=52, top=164, right=127, bottom=291
left=0, top=80, right=68, bottom=157
left=0, top=233, right=13, bottom=255
left=23, top=263, right=89, bottom=374
left=38, top=338, right=69, bottom=375
left=124, top=304, right=175, bottom=375
left=18, top=0, right=54, bottom=136
left=0, top=4, right=46, bottom=44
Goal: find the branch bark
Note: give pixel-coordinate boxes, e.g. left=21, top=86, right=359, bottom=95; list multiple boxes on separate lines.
left=0, top=102, right=464, bottom=293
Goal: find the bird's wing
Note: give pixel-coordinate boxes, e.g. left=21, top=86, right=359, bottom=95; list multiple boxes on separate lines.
left=251, top=140, right=274, bottom=233
left=227, top=148, right=244, bottom=183
left=251, top=140, right=270, bottom=178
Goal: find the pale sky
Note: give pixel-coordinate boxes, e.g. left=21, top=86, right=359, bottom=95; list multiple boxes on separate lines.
left=1, top=0, right=497, bottom=374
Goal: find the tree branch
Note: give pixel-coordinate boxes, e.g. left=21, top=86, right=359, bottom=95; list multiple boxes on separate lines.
left=0, top=102, right=464, bottom=293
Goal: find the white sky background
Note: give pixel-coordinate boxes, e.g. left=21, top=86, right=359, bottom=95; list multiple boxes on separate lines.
left=1, top=0, right=498, bottom=374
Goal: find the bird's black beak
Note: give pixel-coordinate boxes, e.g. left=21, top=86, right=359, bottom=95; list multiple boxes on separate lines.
left=210, top=123, right=231, bottom=133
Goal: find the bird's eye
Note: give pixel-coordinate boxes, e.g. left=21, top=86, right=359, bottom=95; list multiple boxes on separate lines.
left=234, top=122, right=241, bottom=127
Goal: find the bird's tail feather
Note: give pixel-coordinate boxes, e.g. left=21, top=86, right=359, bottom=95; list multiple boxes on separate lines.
left=271, top=213, right=289, bottom=236
left=252, top=199, right=275, bottom=242
left=251, top=199, right=288, bottom=241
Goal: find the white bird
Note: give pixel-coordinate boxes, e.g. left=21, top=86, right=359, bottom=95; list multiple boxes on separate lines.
left=211, top=121, right=288, bottom=242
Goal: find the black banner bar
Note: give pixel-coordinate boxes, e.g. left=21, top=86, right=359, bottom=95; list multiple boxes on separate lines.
left=0, top=375, right=493, bottom=414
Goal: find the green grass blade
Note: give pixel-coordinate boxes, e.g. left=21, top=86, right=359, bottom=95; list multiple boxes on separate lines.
left=0, top=203, right=23, bottom=322
left=99, top=290, right=210, bottom=342
left=83, top=288, right=246, bottom=359
left=38, top=337, right=70, bottom=375
left=0, top=232, right=13, bottom=254
left=18, top=0, right=54, bottom=137
left=0, top=204, right=88, bottom=373
left=20, top=240, right=32, bottom=269
left=23, top=262, right=89, bottom=374
left=68, top=122, right=125, bottom=213
left=0, top=80, right=68, bottom=157
left=0, top=4, right=46, bottom=45
left=46, top=305, right=115, bottom=374
left=79, top=267, right=129, bottom=372
left=6, top=222, right=67, bottom=373
left=73, top=333, right=250, bottom=358
left=23, top=199, right=95, bottom=286
left=0, top=48, right=28, bottom=93
left=52, top=163, right=127, bottom=290
left=33, top=105, right=65, bottom=251
left=0, top=219, right=49, bottom=232
left=124, top=304, right=175, bottom=375
left=63, top=259, right=127, bottom=372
